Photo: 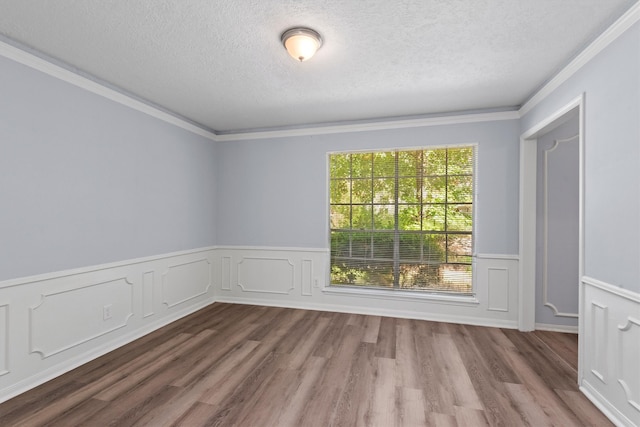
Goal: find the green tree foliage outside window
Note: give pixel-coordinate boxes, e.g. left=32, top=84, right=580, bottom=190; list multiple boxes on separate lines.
left=329, top=146, right=474, bottom=293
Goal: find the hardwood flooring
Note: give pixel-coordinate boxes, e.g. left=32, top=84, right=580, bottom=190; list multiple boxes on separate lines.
left=532, top=330, right=579, bottom=372
left=0, top=303, right=610, bottom=426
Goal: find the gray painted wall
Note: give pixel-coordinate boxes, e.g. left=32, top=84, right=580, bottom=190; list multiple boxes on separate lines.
left=216, top=120, right=520, bottom=255
left=0, top=56, right=218, bottom=281
left=521, top=22, right=640, bottom=292
left=2, top=17, right=637, bottom=297
left=535, top=116, right=580, bottom=327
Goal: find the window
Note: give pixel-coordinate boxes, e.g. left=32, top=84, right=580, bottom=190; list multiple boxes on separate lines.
left=329, top=146, right=474, bottom=294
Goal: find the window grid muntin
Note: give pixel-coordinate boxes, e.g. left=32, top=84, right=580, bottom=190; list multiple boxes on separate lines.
left=329, top=146, right=474, bottom=293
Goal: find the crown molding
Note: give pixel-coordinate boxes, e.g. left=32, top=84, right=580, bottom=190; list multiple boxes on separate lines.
left=5, top=1, right=636, bottom=142
left=216, top=111, right=520, bottom=142
left=0, top=37, right=518, bottom=143
left=0, top=40, right=219, bottom=142
left=519, top=1, right=640, bottom=116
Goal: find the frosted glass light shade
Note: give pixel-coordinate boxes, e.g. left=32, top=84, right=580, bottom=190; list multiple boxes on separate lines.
left=281, top=28, right=323, bottom=62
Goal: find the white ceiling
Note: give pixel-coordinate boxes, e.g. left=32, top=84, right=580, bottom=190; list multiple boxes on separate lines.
left=0, top=0, right=636, bottom=134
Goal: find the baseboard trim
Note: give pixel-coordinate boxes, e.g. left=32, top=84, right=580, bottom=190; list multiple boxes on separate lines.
left=0, top=297, right=216, bottom=404
left=214, top=296, right=518, bottom=329
left=580, top=383, right=634, bottom=427
left=535, top=323, right=578, bottom=334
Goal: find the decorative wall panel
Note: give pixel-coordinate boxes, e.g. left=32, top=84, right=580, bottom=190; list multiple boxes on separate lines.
left=590, top=301, right=608, bottom=383
left=582, top=277, right=640, bottom=426
left=221, top=256, right=231, bottom=291
left=142, top=271, right=154, bottom=318
left=301, top=259, right=313, bottom=296
left=162, top=259, right=211, bottom=308
left=0, top=304, right=7, bottom=376
left=617, top=317, right=640, bottom=412
left=542, top=135, right=579, bottom=318
left=29, top=278, right=133, bottom=358
left=237, top=257, right=295, bottom=295
left=487, top=268, right=509, bottom=312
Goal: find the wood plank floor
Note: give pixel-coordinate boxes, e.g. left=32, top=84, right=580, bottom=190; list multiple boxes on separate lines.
left=0, top=303, right=611, bottom=426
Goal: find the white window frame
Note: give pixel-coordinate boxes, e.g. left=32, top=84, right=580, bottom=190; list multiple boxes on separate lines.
left=323, top=143, right=478, bottom=303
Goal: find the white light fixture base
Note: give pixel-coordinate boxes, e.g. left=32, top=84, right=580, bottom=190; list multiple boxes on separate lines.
left=281, top=27, right=323, bottom=62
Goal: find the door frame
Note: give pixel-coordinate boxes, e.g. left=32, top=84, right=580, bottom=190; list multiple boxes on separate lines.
left=518, top=94, right=585, bottom=382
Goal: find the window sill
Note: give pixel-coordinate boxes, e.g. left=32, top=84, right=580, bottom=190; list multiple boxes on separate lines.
left=321, top=285, right=479, bottom=306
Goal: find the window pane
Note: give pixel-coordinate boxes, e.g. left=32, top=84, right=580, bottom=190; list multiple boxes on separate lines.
left=372, top=232, right=394, bottom=259
left=447, top=175, right=473, bottom=203
left=399, top=263, right=472, bottom=293
left=424, top=149, right=447, bottom=175
left=373, top=178, right=395, bottom=203
left=351, top=232, right=372, bottom=258
left=398, top=151, right=421, bottom=177
left=399, top=233, right=422, bottom=260
left=439, top=264, right=473, bottom=293
left=362, top=261, right=394, bottom=287
left=351, top=153, right=372, bottom=177
left=331, top=259, right=393, bottom=287
left=398, top=204, right=421, bottom=230
left=331, top=258, right=367, bottom=285
left=352, top=179, right=372, bottom=203
left=330, top=205, right=350, bottom=229
left=446, top=205, right=473, bottom=232
left=423, top=234, right=446, bottom=262
left=447, top=147, right=474, bottom=175
left=423, top=176, right=446, bottom=203
left=352, top=205, right=372, bottom=229
left=330, top=231, right=351, bottom=258
left=373, top=204, right=395, bottom=229
left=399, top=263, right=443, bottom=289
left=423, top=204, right=445, bottom=231
left=447, top=234, right=472, bottom=263
left=373, top=152, right=395, bottom=177
left=330, top=179, right=350, bottom=204
left=399, top=178, right=420, bottom=203
left=330, top=154, right=350, bottom=179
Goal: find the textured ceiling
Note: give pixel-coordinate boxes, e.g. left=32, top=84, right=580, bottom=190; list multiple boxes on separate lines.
left=0, top=0, right=636, bottom=133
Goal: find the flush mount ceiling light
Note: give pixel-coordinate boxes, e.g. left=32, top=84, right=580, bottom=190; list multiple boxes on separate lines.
left=281, top=27, right=323, bottom=62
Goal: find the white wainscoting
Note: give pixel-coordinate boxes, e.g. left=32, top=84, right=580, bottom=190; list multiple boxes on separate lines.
left=215, top=248, right=520, bottom=328
left=581, top=276, right=640, bottom=427
left=0, top=247, right=216, bottom=404
left=4, top=243, right=638, bottom=427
